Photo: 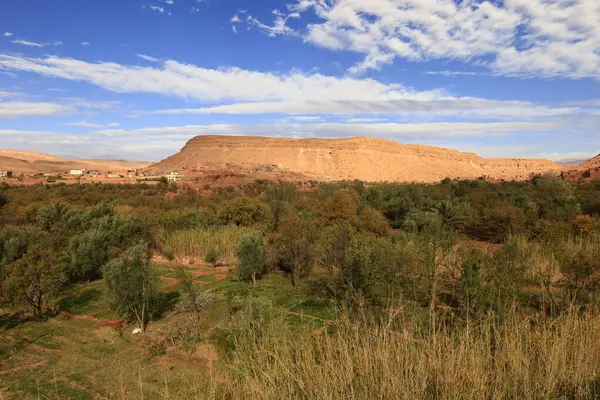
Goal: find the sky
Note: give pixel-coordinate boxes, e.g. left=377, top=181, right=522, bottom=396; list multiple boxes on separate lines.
left=0, top=0, right=599, bottom=162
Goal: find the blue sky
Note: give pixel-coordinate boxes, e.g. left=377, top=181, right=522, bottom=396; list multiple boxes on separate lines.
left=0, top=0, right=599, bottom=161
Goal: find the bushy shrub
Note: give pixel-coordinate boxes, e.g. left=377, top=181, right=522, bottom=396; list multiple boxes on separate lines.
left=163, top=247, right=175, bottom=261
left=217, top=196, right=270, bottom=227
left=204, top=247, right=219, bottom=266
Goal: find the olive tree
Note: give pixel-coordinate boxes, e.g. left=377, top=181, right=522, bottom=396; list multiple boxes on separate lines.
left=102, top=243, right=159, bottom=332
left=237, top=232, right=266, bottom=286
left=2, top=240, right=67, bottom=318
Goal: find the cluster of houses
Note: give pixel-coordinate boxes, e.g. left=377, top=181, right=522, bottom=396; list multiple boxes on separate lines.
left=1, top=168, right=183, bottom=183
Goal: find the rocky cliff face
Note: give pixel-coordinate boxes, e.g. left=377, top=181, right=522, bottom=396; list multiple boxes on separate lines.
left=153, top=135, right=561, bottom=183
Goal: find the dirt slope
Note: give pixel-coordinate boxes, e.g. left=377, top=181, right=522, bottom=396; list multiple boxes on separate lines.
left=153, top=135, right=561, bottom=183
left=578, top=154, right=600, bottom=170
left=0, top=150, right=150, bottom=173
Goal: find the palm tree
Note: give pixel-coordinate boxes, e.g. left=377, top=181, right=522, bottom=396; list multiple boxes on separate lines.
left=430, top=199, right=469, bottom=231
left=38, top=203, right=71, bottom=231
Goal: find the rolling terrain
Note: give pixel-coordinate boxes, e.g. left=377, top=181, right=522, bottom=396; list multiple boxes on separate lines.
left=0, top=150, right=150, bottom=173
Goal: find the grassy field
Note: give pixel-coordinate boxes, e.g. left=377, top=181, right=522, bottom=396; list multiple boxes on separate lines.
left=0, top=258, right=337, bottom=399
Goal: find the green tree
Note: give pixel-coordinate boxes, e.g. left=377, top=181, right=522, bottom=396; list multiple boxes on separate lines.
left=102, top=243, right=159, bottom=332
left=430, top=199, right=470, bottom=231
left=268, top=213, right=318, bottom=288
left=2, top=240, right=67, bottom=318
left=37, top=203, right=71, bottom=232
left=0, top=225, right=41, bottom=268
left=559, top=244, right=600, bottom=307
left=217, top=196, right=270, bottom=227
left=68, top=229, right=113, bottom=281
left=237, top=232, right=266, bottom=286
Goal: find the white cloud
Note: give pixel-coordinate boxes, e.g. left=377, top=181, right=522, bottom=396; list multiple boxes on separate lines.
left=285, top=116, right=324, bottom=122
left=61, top=98, right=121, bottom=109
left=3, top=32, right=13, bottom=37
left=426, top=71, right=497, bottom=77
left=231, top=15, right=241, bottom=23
left=81, top=42, right=90, bottom=46
left=150, top=5, right=165, bottom=13
left=346, top=118, right=387, bottom=123
left=0, top=53, right=443, bottom=103
left=0, top=120, right=571, bottom=161
left=247, top=10, right=298, bottom=38
left=232, top=25, right=238, bottom=34
left=252, top=0, right=600, bottom=78
left=10, top=39, right=62, bottom=47
left=147, top=98, right=585, bottom=120
left=0, top=102, right=73, bottom=119
left=66, top=121, right=120, bottom=128
left=0, top=90, right=28, bottom=98
left=136, top=54, right=159, bottom=62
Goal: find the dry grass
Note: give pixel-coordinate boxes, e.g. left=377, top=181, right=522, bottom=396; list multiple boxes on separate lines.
left=154, top=226, right=256, bottom=265
left=209, top=308, right=600, bottom=400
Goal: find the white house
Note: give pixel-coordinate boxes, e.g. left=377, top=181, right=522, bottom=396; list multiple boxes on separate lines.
left=70, top=169, right=86, bottom=176
left=166, top=171, right=181, bottom=182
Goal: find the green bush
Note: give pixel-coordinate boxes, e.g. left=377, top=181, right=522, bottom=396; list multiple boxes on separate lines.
left=162, top=247, right=175, bottom=261
left=217, top=197, right=270, bottom=227
left=204, top=247, right=219, bottom=266
left=237, top=232, right=266, bottom=286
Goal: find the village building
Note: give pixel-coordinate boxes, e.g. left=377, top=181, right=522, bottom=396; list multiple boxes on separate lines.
left=166, top=171, right=182, bottom=182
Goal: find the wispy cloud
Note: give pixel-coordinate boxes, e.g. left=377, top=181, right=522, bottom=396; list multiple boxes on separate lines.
left=285, top=116, right=324, bottom=122
left=3, top=32, right=13, bottom=37
left=0, top=102, right=73, bottom=119
left=0, top=89, right=28, bottom=98
left=81, top=42, right=90, bottom=46
left=66, top=121, right=120, bottom=128
left=11, top=39, right=62, bottom=47
left=0, top=53, right=443, bottom=103
left=61, top=98, right=121, bottom=110
left=426, top=71, right=497, bottom=78
left=149, top=5, right=165, bottom=13
left=136, top=54, right=159, bottom=62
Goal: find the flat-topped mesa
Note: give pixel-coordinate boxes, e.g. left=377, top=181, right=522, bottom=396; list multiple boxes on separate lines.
left=153, top=135, right=561, bottom=183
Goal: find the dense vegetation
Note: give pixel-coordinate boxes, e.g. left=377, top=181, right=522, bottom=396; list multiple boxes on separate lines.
left=1, top=176, right=600, bottom=399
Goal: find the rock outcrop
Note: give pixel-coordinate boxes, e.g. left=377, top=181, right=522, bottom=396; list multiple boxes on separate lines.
left=153, top=135, right=561, bottom=183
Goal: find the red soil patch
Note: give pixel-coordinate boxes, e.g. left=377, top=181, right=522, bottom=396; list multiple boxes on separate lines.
left=0, top=360, right=48, bottom=376
left=61, top=312, right=125, bottom=331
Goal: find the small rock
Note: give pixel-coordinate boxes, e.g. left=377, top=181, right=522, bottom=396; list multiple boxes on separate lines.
left=132, top=328, right=142, bottom=335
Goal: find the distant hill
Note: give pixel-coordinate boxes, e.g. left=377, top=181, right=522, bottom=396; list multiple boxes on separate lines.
left=556, top=158, right=589, bottom=167
left=0, top=149, right=150, bottom=173
left=152, top=135, right=561, bottom=183
left=578, top=154, right=600, bottom=170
